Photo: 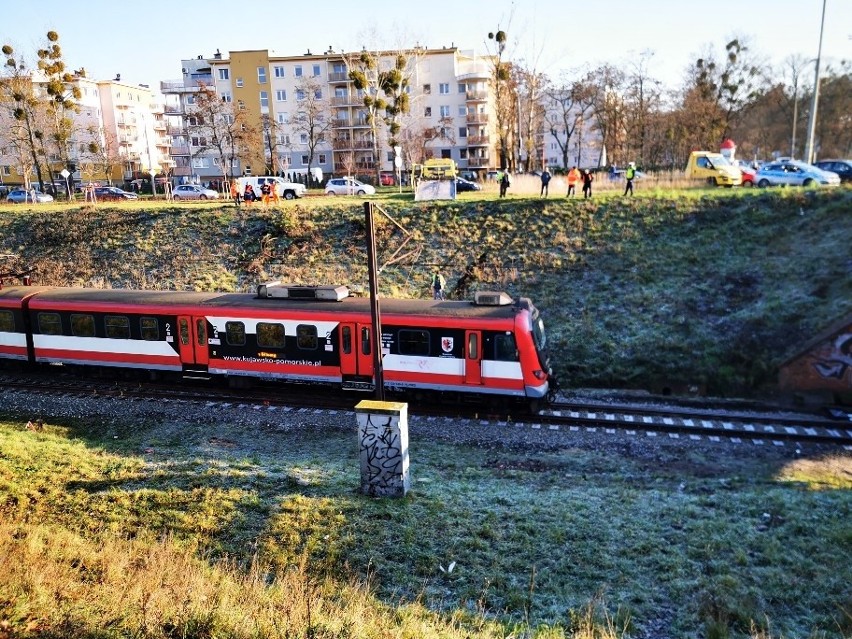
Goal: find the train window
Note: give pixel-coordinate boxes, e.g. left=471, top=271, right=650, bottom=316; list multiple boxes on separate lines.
left=140, top=317, right=159, bottom=341
left=494, top=333, right=518, bottom=361
left=38, top=313, right=62, bottom=335
left=105, top=315, right=130, bottom=339
left=195, top=319, right=206, bottom=347
left=342, top=326, right=352, bottom=354
left=225, top=321, right=245, bottom=346
left=71, top=314, right=96, bottom=337
left=399, top=329, right=430, bottom=356
left=0, top=310, right=14, bottom=332
left=532, top=313, right=547, bottom=350
left=361, top=327, right=370, bottom=356
left=179, top=319, right=190, bottom=345
left=257, top=322, right=285, bottom=348
left=296, top=324, right=318, bottom=350
left=467, top=332, right=478, bottom=359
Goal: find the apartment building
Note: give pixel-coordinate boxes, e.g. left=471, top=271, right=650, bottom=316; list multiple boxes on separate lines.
left=0, top=71, right=168, bottom=188
left=161, top=46, right=499, bottom=183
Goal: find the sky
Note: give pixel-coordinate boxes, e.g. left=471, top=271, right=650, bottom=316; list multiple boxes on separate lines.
left=3, top=0, right=850, bottom=95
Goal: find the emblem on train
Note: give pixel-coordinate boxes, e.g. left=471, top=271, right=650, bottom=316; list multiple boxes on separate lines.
left=442, top=337, right=453, bottom=353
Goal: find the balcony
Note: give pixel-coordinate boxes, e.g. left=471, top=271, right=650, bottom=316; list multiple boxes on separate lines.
left=466, top=113, right=489, bottom=125
left=467, top=157, right=491, bottom=168
left=164, top=105, right=184, bottom=115
left=170, top=145, right=190, bottom=156
left=156, top=137, right=172, bottom=147
left=328, top=72, right=350, bottom=83
left=331, top=96, right=362, bottom=107
left=465, top=90, right=488, bottom=101
left=172, top=166, right=192, bottom=177
left=152, top=119, right=167, bottom=130
left=167, top=126, right=184, bottom=136
left=333, top=161, right=375, bottom=172
left=466, top=134, right=490, bottom=146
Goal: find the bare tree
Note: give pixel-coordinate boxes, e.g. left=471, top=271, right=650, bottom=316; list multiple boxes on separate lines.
left=289, top=76, right=333, bottom=184
left=38, top=31, right=80, bottom=195
left=81, top=125, right=123, bottom=184
left=485, top=28, right=514, bottom=170
left=544, top=73, right=595, bottom=169
left=623, top=50, right=663, bottom=166
left=514, top=63, right=548, bottom=172
left=585, top=64, right=627, bottom=167
left=187, top=83, right=257, bottom=185
left=1, top=43, right=50, bottom=189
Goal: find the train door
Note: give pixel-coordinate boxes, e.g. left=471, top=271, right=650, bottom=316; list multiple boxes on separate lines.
left=464, top=329, right=483, bottom=386
left=339, top=322, right=374, bottom=389
left=177, top=315, right=209, bottom=372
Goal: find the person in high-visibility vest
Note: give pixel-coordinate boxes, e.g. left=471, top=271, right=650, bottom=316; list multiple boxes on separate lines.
left=566, top=166, right=581, bottom=197
left=624, top=162, right=636, bottom=196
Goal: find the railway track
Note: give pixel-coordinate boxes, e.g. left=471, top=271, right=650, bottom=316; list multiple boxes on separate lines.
left=2, top=373, right=851, bottom=449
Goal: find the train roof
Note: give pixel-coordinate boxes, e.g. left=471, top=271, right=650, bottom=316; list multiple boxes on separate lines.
left=14, top=286, right=531, bottom=320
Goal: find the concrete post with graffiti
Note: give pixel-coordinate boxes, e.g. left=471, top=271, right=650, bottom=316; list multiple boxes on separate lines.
left=355, top=400, right=410, bottom=498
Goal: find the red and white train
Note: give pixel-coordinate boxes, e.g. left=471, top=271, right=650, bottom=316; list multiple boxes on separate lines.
left=0, top=282, right=555, bottom=408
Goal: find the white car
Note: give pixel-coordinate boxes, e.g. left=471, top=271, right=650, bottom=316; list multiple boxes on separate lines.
left=755, top=160, right=841, bottom=188
left=172, top=184, right=220, bottom=200
left=6, top=188, right=54, bottom=204
left=324, top=178, right=376, bottom=196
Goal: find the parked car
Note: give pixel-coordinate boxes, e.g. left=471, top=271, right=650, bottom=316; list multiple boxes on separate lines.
left=454, top=177, right=482, bottom=192
left=459, top=171, right=478, bottom=182
left=6, top=188, right=54, bottom=204
left=755, top=160, right=841, bottom=188
left=731, top=160, right=757, bottom=187
left=324, top=178, right=376, bottom=196
left=812, top=159, right=852, bottom=184
left=379, top=172, right=395, bottom=186
left=94, top=186, right=138, bottom=201
left=172, top=184, right=220, bottom=200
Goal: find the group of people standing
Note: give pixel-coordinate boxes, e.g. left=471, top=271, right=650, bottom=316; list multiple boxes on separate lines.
left=230, top=181, right=280, bottom=207
left=565, top=166, right=595, bottom=198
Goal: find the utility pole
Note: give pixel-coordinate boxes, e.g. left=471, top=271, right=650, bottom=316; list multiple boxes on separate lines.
left=803, top=0, right=827, bottom=164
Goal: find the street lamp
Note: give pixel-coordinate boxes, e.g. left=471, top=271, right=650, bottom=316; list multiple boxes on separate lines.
left=790, top=59, right=816, bottom=159
left=803, top=0, right=827, bottom=164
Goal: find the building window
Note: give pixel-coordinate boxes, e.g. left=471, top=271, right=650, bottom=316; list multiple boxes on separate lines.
left=192, top=157, right=209, bottom=168
left=296, top=89, right=305, bottom=101
left=459, top=127, right=467, bottom=138
left=257, top=67, right=267, bottom=83
left=314, top=88, right=322, bottom=99
left=236, top=77, right=243, bottom=88
left=318, top=154, right=327, bottom=164
left=459, top=148, right=468, bottom=159
left=458, top=83, right=466, bottom=93
left=458, top=105, right=467, bottom=116
left=441, top=149, right=452, bottom=159
left=218, top=68, right=229, bottom=80
left=260, top=91, right=269, bottom=108
left=424, top=106, right=432, bottom=117
left=1, top=166, right=10, bottom=176
left=439, top=83, right=449, bottom=94
left=237, top=100, right=245, bottom=110
left=276, top=89, right=287, bottom=101
left=274, top=66, right=285, bottom=78
left=423, top=84, right=431, bottom=94
left=312, top=64, right=321, bottom=77
left=439, top=105, right=450, bottom=117
left=300, top=133, right=308, bottom=144
left=301, top=155, right=309, bottom=165
left=295, top=65, right=303, bottom=77
left=221, top=91, right=232, bottom=103
left=277, top=113, right=286, bottom=124
left=387, top=151, right=394, bottom=162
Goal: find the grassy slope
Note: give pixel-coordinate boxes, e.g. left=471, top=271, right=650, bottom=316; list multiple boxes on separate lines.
left=1, top=187, right=850, bottom=397
left=0, top=414, right=849, bottom=638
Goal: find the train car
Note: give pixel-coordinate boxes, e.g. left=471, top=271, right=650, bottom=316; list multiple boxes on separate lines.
left=0, top=287, right=52, bottom=362
left=0, top=283, right=554, bottom=405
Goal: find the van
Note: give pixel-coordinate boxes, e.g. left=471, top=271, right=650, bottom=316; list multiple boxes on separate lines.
left=685, top=151, right=742, bottom=187
left=236, top=176, right=307, bottom=200
left=413, top=158, right=457, bottom=180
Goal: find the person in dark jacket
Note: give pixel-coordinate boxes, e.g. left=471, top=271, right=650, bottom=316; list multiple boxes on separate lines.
left=582, top=170, right=594, bottom=198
